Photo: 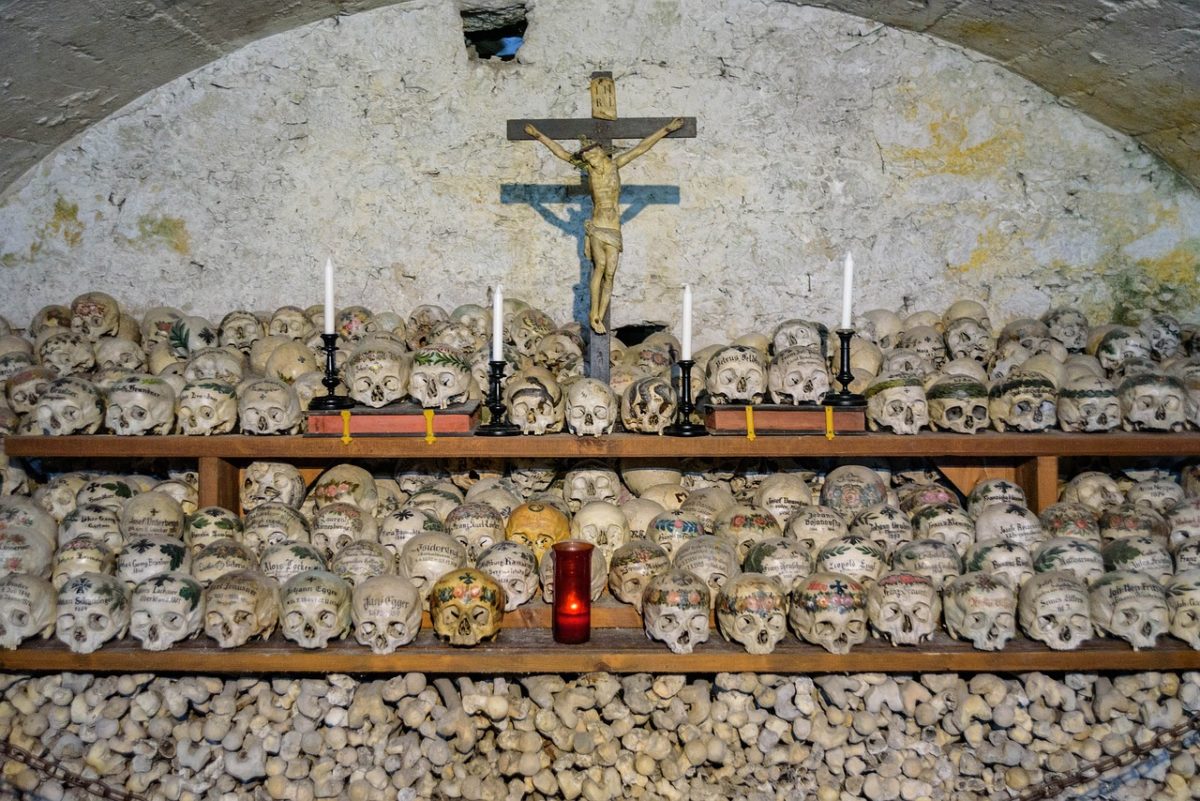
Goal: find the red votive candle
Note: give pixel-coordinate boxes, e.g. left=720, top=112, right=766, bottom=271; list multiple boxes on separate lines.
left=552, top=541, right=593, bottom=644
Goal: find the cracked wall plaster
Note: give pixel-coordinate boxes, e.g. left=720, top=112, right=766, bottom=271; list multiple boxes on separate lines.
left=0, top=0, right=1197, bottom=344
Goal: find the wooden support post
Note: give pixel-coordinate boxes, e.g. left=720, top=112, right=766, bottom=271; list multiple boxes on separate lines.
left=198, top=456, right=240, bottom=511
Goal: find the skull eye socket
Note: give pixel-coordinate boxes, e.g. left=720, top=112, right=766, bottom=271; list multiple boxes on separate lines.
left=358, top=621, right=377, bottom=636
left=319, top=610, right=337, bottom=628
left=439, top=372, right=455, bottom=387
left=285, top=611, right=304, bottom=630
left=10, top=610, right=28, bottom=628
left=87, top=612, right=109, bottom=631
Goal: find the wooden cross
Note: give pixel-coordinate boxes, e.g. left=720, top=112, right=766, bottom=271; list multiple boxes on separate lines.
left=507, top=71, right=696, bottom=381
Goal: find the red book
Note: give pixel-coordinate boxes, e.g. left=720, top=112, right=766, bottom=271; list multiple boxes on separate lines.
left=704, top=403, right=865, bottom=435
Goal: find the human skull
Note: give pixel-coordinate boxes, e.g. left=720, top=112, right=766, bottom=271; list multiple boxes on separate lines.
left=767, top=346, right=829, bottom=405
left=379, top=507, right=444, bottom=560
left=280, top=570, right=352, bottom=648
left=815, top=535, right=887, bottom=584
left=55, top=572, right=129, bottom=654
left=674, top=535, right=739, bottom=604
left=1018, top=571, right=1094, bottom=650
left=51, top=536, right=115, bottom=589
left=406, top=482, right=465, bottom=523
left=445, top=502, right=505, bottom=562
left=705, top=345, right=767, bottom=405
left=268, top=306, right=314, bottom=341
left=0, top=353, right=36, bottom=385
left=942, top=317, right=993, bottom=363
left=751, top=474, right=813, bottom=528
left=105, top=374, right=176, bottom=435
left=1039, top=501, right=1101, bottom=544
left=607, top=540, right=670, bottom=612
left=174, top=381, right=238, bottom=435
left=942, top=571, right=1017, bottom=650
left=712, top=504, right=783, bottom=562
left=331, top=540, right=395, bottom=586
left=864, top=373, right=928, bottom=435
left=882, top=349, right=931, bottom=376
left=129, top=572, right=204, bottom=651
left=965, top=539, right=1034, bottom=589
left=714, top=573, right=788, bottom=654
left=0, top=573, right=56, bottom=649
left=570, top=501, right=630, bottom=567
left=503, top=307, right=553, bottom=358
left=742, top=537, right=813, bottom=590
left=966, top=478, right=1026, bottom=519
left=771, top=319, right=825, bottom=354
left=139, top=307, right=183, bottom=349
left=1100, top=502, right=1169, bottom=545
left=850, top=504, right=912, bottom=557
left=219, top=311, right=263, bottom=354
left=475, top=541, right=539, bottom=610
left=857, top=309, right=903, bottom=350
left=1089, top=570, right=1169, bottom=650
left=924, top=374, right=990, bottom=434
left=170, top=315, right=219, bottom=356
left=1140, top=313, right=1183, bottom=360
left=1168, top=498, right=1200, bottom=550
left=30, top=304, right=72, bottom=341
left=1126, top=478, right=1185, bottom=516
left=1118, top=373, right=1190, bottom=432
left=0, top=529, right=54, bottom=580
left=428, top=567, right=505, bottom=646
left=621, top=375, right=678, bottom=435
left=1166, top=569, right=1200, bottom=649
left=242, top=462, right=306, bottom=512
left=345, top=345, right=411, bottom=408
left=449, top=304, right=487, bottom=343
left=899, top=325, right=946, bottom=371
left=819, top=465, right=889, bottom=521
left=350, top=574, right=422, bottom=653
left=866, top=571, right=940, bottom=646
left=532, top=330, right=584, bottom=383
left=335, top=306, right=375, bottom=343
left=203, top=569, right=279, bottom=647
left=184, top=347, right=245, bottom=386
left=238, top=378, right=301, bottom=435
left=1101, top=535, right=1173, bottom=583
left=974, top=503, right=1044, bottom=550
left=192, top=539, right=257, bottom=585
left=34, top=473, right=88, bottom=525
left=644, top=510, right=704, bottom=559
left=641, top=568, right=711, bottom=654
left=264, top=340, right=319, bottom=384
left=408, top=346, right=474, bottom=409
left=1043, top=307, right=1089, bottom=352
left=785, top=505, right=850, bottom=556
left=1061, top=472, right=1125, bottom=513
left=38, top=330, right=95, bottom=376
left=537, top=541, right=606, bottom=603
left=259, top=542, right=328, bottom=585
left=400, top=532, right=468, bottom=604
left=241, top=503, right=310, bottom=554
left=70, top=292, right=120, bottom=342
left=503, top=366, right=564, bottom=434
left=891, top=539, right=962, bottom=589
left=311, top=502, right=379, bottom=560
left=504, top=502, right=569, bottom=563
left=564, top=378, right=616, bottom=437
left=1056, top=374, right=1120, bottom=433
left=788, top=572, right=868, bottom=654
left=35, top=376, right=104, bottom=434
left=1033, top=537, right=1105, bottom=585
left=989, top=371, right=1057, bottom=432
left=92, top=337, right=145, bottom=373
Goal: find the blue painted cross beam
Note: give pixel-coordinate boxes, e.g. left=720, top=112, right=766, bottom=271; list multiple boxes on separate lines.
left=508, top=72, right=696, bottom=380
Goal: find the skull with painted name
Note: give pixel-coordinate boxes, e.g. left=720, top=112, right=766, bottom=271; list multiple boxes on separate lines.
left=891, top=539, right=962, bottom=589
left=237, top=378, right=301, bottom=435
left=474, top=541, right=538, bottom=610
left=1018, top=570, right=1093, bottom=650
left=174, top=381, right=238, bottom=435
left=706, top=345, right=767, bottom=405
left=1089, top=570, right=1169, bottom=650
left=621, top=375, right=678, bottom=435
left=55, top=572, right=129, bottom=654
left=192, top=538, right=257, bottom=585
left=105, top=374, right=176, bottom=435
left=0, top=573, right=56, bottom=649
left=259, top=542, right=327, bottom=585
left=715, top=573, right=789, bottom=655
left=942, top=571, right=1017, bottom=651
left=674, top=535, right=739, bottom=604
left=1166, top=569, right=1200, bottom=649
left=129, top=572, right=204, bottom=651
left=965, top=539, right=1034, bottom=589
left=1056, top=374, right=1120, bottom=433
left=713, top=504, right=783, bottom=562
left=429, top=567, right=505, bottom=646
left=642, top=568, right=711, bottom=654
left=38, top=330, right=95, bottom=377
left=766, top=346, right=829, bottom=405
left=788, top=572, right=868, bottom=654
left=867, top=571, right=940, bottom=646
left=1033, top=537, right=1105, bottom=585
left=351, top=574, right=422, bottom=654
left=35, top=376, right=104, bottom=434
left=279, top=570, right=352, bottom=649
left=445, top=502, right=505, bottom=562
left=400, top=532, right=469, bottom=604
left=203, top=569, right=279, bottom=648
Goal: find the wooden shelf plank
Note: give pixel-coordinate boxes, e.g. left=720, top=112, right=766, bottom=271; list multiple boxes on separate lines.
left=7, top=432, right=1200, bottom=460
left=2, top=631, right=1197, bottom=674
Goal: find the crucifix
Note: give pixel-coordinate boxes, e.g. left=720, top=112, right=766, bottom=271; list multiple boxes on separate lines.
left=508, top=71, right=696, bottom=381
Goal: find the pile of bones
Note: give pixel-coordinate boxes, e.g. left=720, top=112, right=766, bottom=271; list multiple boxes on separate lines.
left=5, top=292, right=1200, bottom=436
left=3, top=452, right=1200, bottom=658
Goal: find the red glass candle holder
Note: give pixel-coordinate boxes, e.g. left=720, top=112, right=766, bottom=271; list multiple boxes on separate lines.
left=552, top=541, right=593, bottom=644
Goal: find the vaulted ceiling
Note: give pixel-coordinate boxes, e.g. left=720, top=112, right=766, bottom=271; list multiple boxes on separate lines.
left=1, top=0, right=1196, bottom=193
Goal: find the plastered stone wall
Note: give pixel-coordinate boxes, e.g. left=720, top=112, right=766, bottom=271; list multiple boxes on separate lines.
left=0, top=0, right=1197, bottom=346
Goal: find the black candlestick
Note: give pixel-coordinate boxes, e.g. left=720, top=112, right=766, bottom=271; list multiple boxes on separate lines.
left=665, top=359, right=708, bottom=436
left=307, top=333, right=354, bottom=411
left=823, top=328, right=866, bottom=407
left=476, top=359, right=520, bottom=436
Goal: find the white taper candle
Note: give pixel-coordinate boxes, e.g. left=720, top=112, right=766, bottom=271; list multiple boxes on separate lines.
left=323, top=257, right=335, bottom=335
left=841, top=252, right=854, bottom=330
left=682, top=284, right=693, bottom=361
left=491, top=284, right=504, bottom=361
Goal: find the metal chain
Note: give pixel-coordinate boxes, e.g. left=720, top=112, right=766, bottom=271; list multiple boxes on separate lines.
left=0, top=740, right=148, bottom=801
left=1011, top=711, right=1200, bottom=801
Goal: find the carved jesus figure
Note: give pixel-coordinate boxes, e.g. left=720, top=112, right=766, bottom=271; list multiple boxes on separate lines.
left=524, top=117, right=684, bottom=334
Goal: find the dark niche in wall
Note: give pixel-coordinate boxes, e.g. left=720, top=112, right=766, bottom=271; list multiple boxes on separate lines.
left=461, top=5, right=527, bottom=61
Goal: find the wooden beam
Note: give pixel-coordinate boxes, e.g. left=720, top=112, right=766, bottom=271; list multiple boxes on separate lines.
left=506, top=117, right=697, bottom=142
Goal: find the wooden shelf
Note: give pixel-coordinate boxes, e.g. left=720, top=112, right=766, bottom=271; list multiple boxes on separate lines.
left=2, top=630, right=1197, bottom=674
left=7, top=431, right=1200, bottom=460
